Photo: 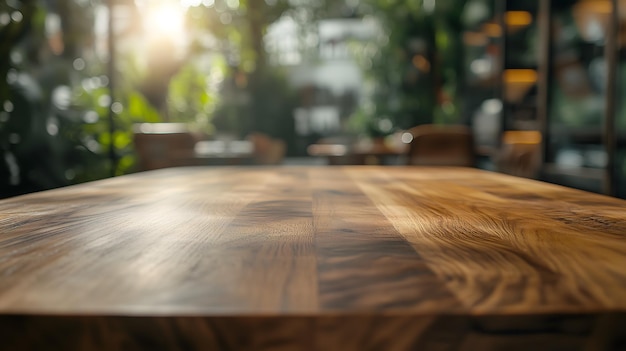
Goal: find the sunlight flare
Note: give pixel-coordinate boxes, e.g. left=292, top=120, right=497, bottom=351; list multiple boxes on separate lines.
left=143, top=2, right=186, bottom=43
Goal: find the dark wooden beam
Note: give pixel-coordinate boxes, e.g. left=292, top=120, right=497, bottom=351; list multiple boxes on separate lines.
left=537, top=0, right=551, bottom=168
left=603, top=0, right=618, bottom=196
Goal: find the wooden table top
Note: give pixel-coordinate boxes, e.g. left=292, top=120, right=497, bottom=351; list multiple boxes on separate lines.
left=2, top=166, right=626, bottom=350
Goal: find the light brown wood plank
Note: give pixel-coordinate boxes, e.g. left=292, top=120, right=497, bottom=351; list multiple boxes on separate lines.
left=0, top=168, right=318, bottom=314
left=348, top=167, right=626, bottom=313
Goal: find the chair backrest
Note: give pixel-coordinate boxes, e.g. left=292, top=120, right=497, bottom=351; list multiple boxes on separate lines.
left=133, top=124, right=197, bottom=171
left=496, top=130, right=542, bottom=178
left=247, top=132, right=286, bottom=165
left=407, top=124, right=475, bottom=167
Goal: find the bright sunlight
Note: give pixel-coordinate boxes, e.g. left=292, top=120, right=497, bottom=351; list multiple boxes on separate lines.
left=143, top=1, right=186, bottom=43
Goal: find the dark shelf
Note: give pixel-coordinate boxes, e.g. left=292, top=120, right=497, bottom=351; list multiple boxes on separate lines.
left=543, top=163, right=605, bottom=180
left=548, top=128, right=626, bottom=145
left=503, top=64, right=539, bottom=70
left=542, top=163, right=605, bottom=194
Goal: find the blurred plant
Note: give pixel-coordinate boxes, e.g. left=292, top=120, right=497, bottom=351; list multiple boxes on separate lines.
left=432, top=0, right=468, bottom=124
left=0, top=0, right=71, bottom=197
left=167, top=61, right=218, bottom=136
left=346, top=0, right=469, bottom=138
left=48, top=0, right=166, bottom=179
left=71, top=84, right=161, bottom=178
left=0, top=0, right=168, bottom=197
left=183, top=0, right=315, bottom=153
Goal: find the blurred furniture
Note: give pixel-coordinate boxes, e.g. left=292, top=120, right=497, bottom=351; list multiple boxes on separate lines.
left=307, top=143, right=367, bottom=165
left=191, top=139, right=255, bottom=166
left=246, top=132, right=287, bottom=165
left=495, top=130, right=542, bottom=178
left=541, top=0, right=622, bottom=197
left=406, top=124, right=475, bottom=167
left=134, top=124, right=258, bottom=170
left=3, top=166, right=626, bottom=350
left=307, top=137, right=365, bottom=165
left=307, top=137, right=408, bottom=165
left=465, top=0, right=626, bottom=198
left=133, top=123, right=198, bottom=171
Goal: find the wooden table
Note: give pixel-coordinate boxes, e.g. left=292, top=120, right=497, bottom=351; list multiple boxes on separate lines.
left=1, top=166, right=626, bottom=350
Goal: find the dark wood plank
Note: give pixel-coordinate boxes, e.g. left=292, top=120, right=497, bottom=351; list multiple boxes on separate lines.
left=2, top=314, right=625, bottom=351
left=310, top=168, right=461, bottom=311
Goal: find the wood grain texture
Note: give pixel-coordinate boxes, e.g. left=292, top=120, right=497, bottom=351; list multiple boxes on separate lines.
left=1, top=166, right=626, bottom=350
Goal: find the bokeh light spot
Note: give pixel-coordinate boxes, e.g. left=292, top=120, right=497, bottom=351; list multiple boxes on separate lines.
left=220, top=12, right=232, bottom=24
left=0, top=13, right=10, bottom=26
left=83, top=111, right=99, bottom=123
left=226, top=0, right=239, bottom=9
left=11, top=11, right=23, bottom=23
left=65, top=169, right=76, bottom=181
left=47, top=119, right=59, bottom=136
left=8, top=133, right=20, bottom=144
left=3, top=100, right=14, bottom=113
left=98, top=95, right=111, bottom=107
left=401, top=132, right=414, bottom=144
left=52, top=86, right=72, bottom=110
left=73, top=58, right=86, bottom=71
left=111, top=102, right=124, bottom=114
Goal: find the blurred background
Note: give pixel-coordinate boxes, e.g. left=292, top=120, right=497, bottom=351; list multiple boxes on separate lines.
left=1, top=0, right=625, bottom=198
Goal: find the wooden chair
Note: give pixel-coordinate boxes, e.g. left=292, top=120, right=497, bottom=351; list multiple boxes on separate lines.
left=133, top=123, right=198, bottom=171
left=406, top=124, right=475, bottom=167
left=495, top=130, right=542, bottom=178
left=246, top=132, right=287, bottom=165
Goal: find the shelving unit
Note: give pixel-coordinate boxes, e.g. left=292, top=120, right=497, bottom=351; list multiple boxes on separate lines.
left=461, top=0, right=542, bottom=174
left=501, top=1, right=540, bottom=133
left=461, top=0, right=625, bottom=198
left=540, top=0, right=622, bottom=196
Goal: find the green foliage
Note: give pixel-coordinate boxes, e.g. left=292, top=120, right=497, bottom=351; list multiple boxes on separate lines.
left=0, top=0, right=167, bottom=196
left=167, top=62, right=217, bottom=135
left=348, top=0, right=436, bottom=135
left=72, top=85, right=161, bottom=177
left=185, top=0, right=306, bottom=144
left=0, top=0, right=69, bottom=197
left=1, top=0, right=477, bottom=196
left=347, top=0, right=469, bottom=136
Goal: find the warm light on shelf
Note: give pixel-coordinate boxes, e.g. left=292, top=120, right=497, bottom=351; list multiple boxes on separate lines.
left=505, top=11, right=532, bottom=27
left=463, top=31, right=488, bottom=46
left=503, top=69, right=537, bottom=103
left=575, top=0, right=611, bottom=14
left=482, top=22, right=502, bottom=37
left=505, top=11, right=532, bottom=34
left=503, top=130, right=542, bottom=145
left=504, top=69, right=537, bottom=83
left=572, top=0, right=611, bottom=42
